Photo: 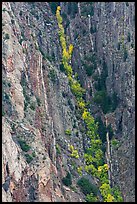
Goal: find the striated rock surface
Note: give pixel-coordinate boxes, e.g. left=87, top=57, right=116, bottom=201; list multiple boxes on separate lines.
left=2, top=2, right=135, bottom=202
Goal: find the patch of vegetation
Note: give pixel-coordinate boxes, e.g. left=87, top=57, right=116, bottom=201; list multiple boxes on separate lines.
left=84, top=64, right=94, bottom=76
left=93, top=90, right=111, bottom=114
left=24, top=101, right=28, bottom=111
left=8, top=82, right=11, bottom=87
left=65, top=129, right=71, bottom=135
left=70, top=79, right=85, bottom=99
left=36, top=96, right=41, bottom=106
left=18, top=140, right=31, bottom=152
left=49, top=2, right=60, bottom=14
left=25, top=153, right=33, bottom=163
left=43, top=156, right=46, bottom=160
left=48, top=69, right=57, bottom=83
left=131, top=43, right=134, bottom=49
left=30, top=102, right=36, bottom=111
left=77, top=177, right=98, bottom=196
left=93, top=90, right=119, bottom=114
left=127, top=32, right=131, bottom=42
left=111, top=138, right=120, bottom=148
left=112, top=186, right=123, bottom=202
left=86, top=192, right=98, bottom=202
left=81, top=2, right=94, bottom=17
left=4, top=33, right=10, bottom=40
left=62, top=172, right=72, bottom=186
left=56, top=6, right=123, bottom=201
left=94, top=60, right=108, bottom=91
left=77, top=166, right=82, bottom=176
left=4, top=93, right=10, bottom=100
left=11, top=19, right=15, bottom=24
left=11, top=123, right=16, bottom=132
left=96, top=117, right=107, bottom=143
left=60, top=63, right=65, bottom=72
left=56, top=144, right=61, bottom=154
left=111, top=92, right=119, bottom=111
left=2, top=8, right=6, bottom=12
left=68, top=144, right=79, bottom=159
left=67, top=2, right=78, bottom=18
left=32, top=151, right=36, bottom=157
left=70, top=186, right=77, bottom=192
left=82, top=54, right=97, bottom=77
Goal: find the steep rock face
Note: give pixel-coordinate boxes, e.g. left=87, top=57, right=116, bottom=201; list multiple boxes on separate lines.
left=2, top=2, right=85, bottom=202
left=2, top=2, right=135, bottom=202
left=61, top=2, right=135, bottom=202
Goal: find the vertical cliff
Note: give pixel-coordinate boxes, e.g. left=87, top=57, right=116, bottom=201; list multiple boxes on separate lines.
left=2, top=2, right=135, bottom=202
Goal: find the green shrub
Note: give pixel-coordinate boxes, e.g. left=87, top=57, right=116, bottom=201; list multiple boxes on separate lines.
left=24, top=101, right=28, bottom=111
left=96, top=117, right=107, bottom=143
left=127, top=32, right=131, bottom=42
left=111, top=139, right=120, bottom=148
left=70, top=80, right=85, bottom=99
left=86, top=192, right=98, bottom=202
left=18, top=140, right=31, bottom=152
left=56, top=144, right=61, bottom=154
left=4, top=33, right=10, bottom=40
left=25, top=95, right=30, bottom=103
left=60, top=63, right=65, bottom=72
left=77, top=177, right=98, bottom=196
left=8, top=82, right=11, bottom=87
left=131, top=43, right=134, bottom=48
left=62, top=172, right=72, bottom=186
left=25, top=154, right=33, bottom=163
left=5, top=93, right=10, bottom=100
left=93, top=90, right=118, bottom=114
left=48, top=70, right=57, bottom=83
left=112, top=186, right=123, bottom=202
left=2, top=8, right=6, bottom=12
left=84, top=64, right=94, bottom=76
left=30, top=102, right=36, bottom=111
left=62, top=12, right=67, bottom=20
left=70, top=186, right=77, bottom=192
left=77, top=166, right=82, bottom=176
left=32, top=151, right=36, bottom=157
left=65, top=129, right=71, bottom=135
left=11, top=123, right=16, bottom=132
